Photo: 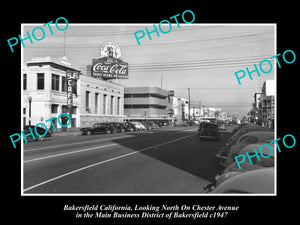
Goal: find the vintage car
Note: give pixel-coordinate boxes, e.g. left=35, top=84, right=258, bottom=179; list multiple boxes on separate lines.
left=197, top=122, right=219, bottom=141
left=80, top=123, right=114, bottom=135
left=210, top=168, right=274, bottom=194
left=223, top=131, right=274, bottom=166
left=23, top=125, right=52, bottom=141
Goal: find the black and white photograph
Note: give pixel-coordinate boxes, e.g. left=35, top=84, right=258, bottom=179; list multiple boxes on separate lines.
left=3, top=5, right=298, bottom=225
left=21, top=23, right=276, bottom=194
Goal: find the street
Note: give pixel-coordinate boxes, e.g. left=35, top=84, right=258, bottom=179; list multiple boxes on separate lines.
left=23, top=126, right=232, bottom=194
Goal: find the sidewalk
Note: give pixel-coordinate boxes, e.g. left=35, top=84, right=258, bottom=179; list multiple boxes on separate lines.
left=51, top=131, right=82, bottom=137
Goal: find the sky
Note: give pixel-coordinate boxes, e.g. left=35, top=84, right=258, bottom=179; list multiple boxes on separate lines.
left=22, top=23, right=275, bottom=116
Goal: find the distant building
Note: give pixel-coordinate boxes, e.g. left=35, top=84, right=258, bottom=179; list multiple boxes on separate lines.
left=259, top=80, right=275, bottom=128
left=201, top=107, right=222, bottom=118
left=124, top=87, right=170, bottom=120
left=248, top=80, right=275, bottom=128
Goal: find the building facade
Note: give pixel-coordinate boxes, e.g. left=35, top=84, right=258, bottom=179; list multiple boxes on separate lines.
left=23, top=56, right=80, bottom=132
left=79, top=71, right=125, bottom=127
left=23, top=56, right=126, bottom=131
left=249, top=80, right=275, bottom=128
left=124, top=87, right=170, bottom=120
left=259, top=80, right=275, bottom=127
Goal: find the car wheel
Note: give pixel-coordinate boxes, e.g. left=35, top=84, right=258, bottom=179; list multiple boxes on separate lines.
left=86, top=130, right=92, bottom=136
left=37, top=136, right=44, bottom=141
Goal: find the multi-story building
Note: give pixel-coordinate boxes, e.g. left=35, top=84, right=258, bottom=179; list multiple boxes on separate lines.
left=22, top=56, right=126, bottom=132
left=23, top=56, right=81, bottom=132
left=259, top=80, right=275, bottom=128
left=124, top=87, right=170, bottom=120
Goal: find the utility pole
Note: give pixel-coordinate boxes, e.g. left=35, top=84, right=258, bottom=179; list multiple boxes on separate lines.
left=63, top=31, right=66, bottom=57
left=199, top=100, right=201, bottom=118
left=188, top=88, right=190, bottom=122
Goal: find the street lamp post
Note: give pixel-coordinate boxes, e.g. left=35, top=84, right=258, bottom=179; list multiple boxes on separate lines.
left=28, top=96, right=32, bottom=126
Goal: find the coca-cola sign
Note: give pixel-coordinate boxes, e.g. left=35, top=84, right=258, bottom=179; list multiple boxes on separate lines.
left=92, top=57, right=128, bottom=79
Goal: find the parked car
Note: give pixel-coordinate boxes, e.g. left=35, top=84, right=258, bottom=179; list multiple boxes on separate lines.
left=140, top=121, right=151, bottom=130
left=135, top=122, right=146, bottom=130
left=210, top=167, right=274, bottom=194
left=23, top=125, right=52, bottom=141
left=124, top=122, right=136, bottom=132
left=223, top=131, right=274, bottom=166
left=109, top=122, right=126, bottom=133
left=238, top=143, right=274, bottom=167
left=80, top=123, right=114, bottom=135
left=129, top=122, right=142, bottom=131
left=146, top=121, right=160, bottom=129
left=227, top=123, right=272, bottom=146
left=126, top=122, right=139, bottom=131
left=216, top=125, right=273, bottom=160
left=197, top=122, right=219, bottom=141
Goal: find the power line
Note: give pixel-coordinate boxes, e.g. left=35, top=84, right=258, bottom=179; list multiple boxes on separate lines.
left=25, top=31, right=273, bottom=48
left=41, top=26, right=219, bottom=37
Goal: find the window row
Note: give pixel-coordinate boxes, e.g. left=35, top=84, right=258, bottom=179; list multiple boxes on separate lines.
left=124, top=104, right=167, bottom=109
left=23, top=73, right=77, bottom=93
left=124, top=93, right=167, bottom=99
left=85, top=91, right=122, bottom=115
left=51, top=104, right=77, bottom=114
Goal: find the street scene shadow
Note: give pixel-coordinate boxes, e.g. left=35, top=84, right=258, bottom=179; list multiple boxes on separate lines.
left=111, top=127, right=233, bottom=183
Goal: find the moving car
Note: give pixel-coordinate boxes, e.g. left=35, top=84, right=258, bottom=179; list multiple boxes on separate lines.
left=80, top=123, right=114, bottom=135
left=197, top=122, right=219, bottom=141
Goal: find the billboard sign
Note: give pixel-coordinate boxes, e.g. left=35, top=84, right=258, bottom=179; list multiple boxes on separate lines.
left=92, top=57, right=128, bottom=79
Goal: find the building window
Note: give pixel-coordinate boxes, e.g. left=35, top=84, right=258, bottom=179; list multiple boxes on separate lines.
left=124, top=104, right=167, bottom=109
left=51, top=104, right=58, bottom=113
left=23, top=108, right=26, bottom=115
left=23, top=74, right=27, bottom=90
left=51, top=74, right=60, bottom=91
left=110, top=96, right=114, bottom=115
left=71, top=118, right=76, bottom=128
left=62, top=105, right=68, bottom=113
left=95, top=93, right=99, bottom=114
left=86, top=91, right=90, bottom=112
left=103, top=94, right=107, bottom=114
left=37, top=73, right=44, bottom=90
left=62, top=76, right=67, bottom=92
left=71, top=106, right=77, bottom=115
left=117, top=97, right=121, bottom=115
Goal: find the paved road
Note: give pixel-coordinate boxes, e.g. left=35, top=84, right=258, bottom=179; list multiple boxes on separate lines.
left=23, top=126, right=232, bottom=194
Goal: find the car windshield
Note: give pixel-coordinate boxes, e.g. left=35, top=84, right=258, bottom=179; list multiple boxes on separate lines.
left=203, top=123, right=218, bottom=129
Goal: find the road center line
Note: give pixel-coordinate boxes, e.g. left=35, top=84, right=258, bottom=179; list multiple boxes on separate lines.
left=23, top=133, right=196, bottom=193
left=24, top=143, right=119, bottom=163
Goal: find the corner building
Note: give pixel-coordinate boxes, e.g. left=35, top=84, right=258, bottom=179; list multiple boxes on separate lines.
left=23, top=56, right=80, bottom=132
left=22, top=56, right=125, bottom=132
